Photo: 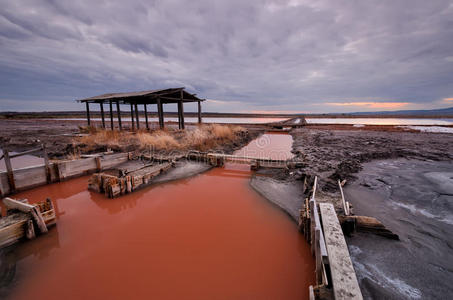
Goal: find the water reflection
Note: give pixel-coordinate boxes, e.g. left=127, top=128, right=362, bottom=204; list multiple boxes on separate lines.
left=306, top=118, right=453, bottom=125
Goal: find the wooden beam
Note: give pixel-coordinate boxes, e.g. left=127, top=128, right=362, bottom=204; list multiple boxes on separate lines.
left=116, top=100, right=122, bottom=130
left=86, top=102, right=91, bottom=126
left=319, top=203, right=363, bottom=300
left=198, top=100, right=202, bottom=123
left=179, top=90, right=185, bottom=129
left=338, top=180, right=349, bottom=215
left=100, top=103, right=105, bottom=128
left=134, top=102, right=140, bottom=129
left=144, top=104, right=149, bottom=130
left=157, top=98, right=164, bottom=129
left=2, top=149, right=15, bottom=193
left=109, top=100, right=114, bottom=130
left=130, top=103, right=135, bottom=131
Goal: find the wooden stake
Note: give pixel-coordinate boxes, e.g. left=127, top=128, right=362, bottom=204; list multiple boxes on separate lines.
left=42, top=144, right=51, bottom=183
left=100, top=102, right=105, bottom=128
left=3, top=149, right=15, bottom=193
left=134, top=102, right=140, bottom=129
left=109, top=100, right=114, bottom=130
left=198, top=100, right=202, bottom=123
left=130, top=103, right=135, bottom=131
left=116, top=101, right=122, bottom=130
left=179, top=90, right=185, bottom=129
left=144, top=104, right=149, bottom=130
left=157, top=98, right=164, bottom=129
left=86, top=102, right=91, bottom=126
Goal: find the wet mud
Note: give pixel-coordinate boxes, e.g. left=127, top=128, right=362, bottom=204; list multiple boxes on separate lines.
left=345, top=159, right=453, bottom=300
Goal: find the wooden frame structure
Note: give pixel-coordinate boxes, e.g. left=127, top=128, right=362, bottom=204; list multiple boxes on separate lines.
left=77, top=87, right=204, bottom=130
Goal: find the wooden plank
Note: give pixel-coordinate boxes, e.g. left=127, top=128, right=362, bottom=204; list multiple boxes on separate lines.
left=9, top=147, right=42, bottom=158
left=319, top=203, right=363, bottom=300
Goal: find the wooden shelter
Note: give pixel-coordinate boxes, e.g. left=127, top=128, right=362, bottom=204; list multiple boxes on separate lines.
left=77, top=87, right=204, bottom=130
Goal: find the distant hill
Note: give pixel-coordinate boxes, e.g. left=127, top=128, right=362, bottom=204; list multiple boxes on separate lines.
left=349, top=106, right=453, bottom=116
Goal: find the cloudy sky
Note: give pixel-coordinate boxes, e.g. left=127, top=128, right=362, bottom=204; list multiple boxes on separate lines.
left=1, top=0, right=453, bottom=113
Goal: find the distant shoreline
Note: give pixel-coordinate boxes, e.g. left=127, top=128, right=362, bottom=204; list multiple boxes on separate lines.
left=1, top=111, right=453, bottom=119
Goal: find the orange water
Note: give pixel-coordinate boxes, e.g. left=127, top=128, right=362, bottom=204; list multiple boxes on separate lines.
left=2, top=134, right=314, bottom=300
left=234, top=132, right=295, bottom=160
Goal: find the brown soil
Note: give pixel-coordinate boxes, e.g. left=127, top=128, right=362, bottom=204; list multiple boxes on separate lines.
left=0, top=119, right=265, bottom=159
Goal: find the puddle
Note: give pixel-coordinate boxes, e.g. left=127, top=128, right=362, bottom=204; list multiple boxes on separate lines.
left=1, top=133, right=314, bottom=300
left=233, top=132, right=295, bottom=160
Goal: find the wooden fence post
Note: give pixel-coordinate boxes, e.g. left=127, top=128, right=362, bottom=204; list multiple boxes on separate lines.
left=3, top=148, right=15, bottom=193
left=42, top=144, right=51, bottom=183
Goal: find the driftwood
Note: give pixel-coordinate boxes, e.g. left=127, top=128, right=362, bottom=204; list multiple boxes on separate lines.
left=339, top=215, right=399, bottom=240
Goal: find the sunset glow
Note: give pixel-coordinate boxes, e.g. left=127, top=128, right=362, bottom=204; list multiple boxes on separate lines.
left=324, top=102, right=410, bottom=109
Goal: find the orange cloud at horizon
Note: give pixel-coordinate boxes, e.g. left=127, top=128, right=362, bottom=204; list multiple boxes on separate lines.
left=443, top=98, right=453, bottom=102
left=324, top=102, right=410, bottom=109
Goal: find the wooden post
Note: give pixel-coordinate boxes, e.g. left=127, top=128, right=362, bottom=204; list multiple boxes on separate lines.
left=130, top=103, right=135, bottom=131
left=179, top=90, right=185, bottom=129
left=86, top=102, right=91, bottom=126
left=116, top=100, right=122, bottom=130
left=3, top=149, right=15, bottom=193
left=109, top=100, right=114, bottom=130
left=134, top=103, right=140, bottom=130
left=339, top=179, right=349, bottom=215
left=144, top=104, right=149, bottom=130
left=100, top=102, right=105, bottom=128
left=42, top=144, right=51, bottom=183
left=198, top=100, right=202, bottom=123
left=157, top=98, right=164, bottom=129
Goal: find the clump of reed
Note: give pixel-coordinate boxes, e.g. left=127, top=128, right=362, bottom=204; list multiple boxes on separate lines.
left=74, top=124, right=245, bottom=153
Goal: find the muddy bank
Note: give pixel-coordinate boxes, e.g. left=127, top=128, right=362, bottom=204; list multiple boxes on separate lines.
left=290, top=127, right=453, bottom=192
left=344, top=159, right=453, bottom=299
left=249, top=176, right=303, bottom=222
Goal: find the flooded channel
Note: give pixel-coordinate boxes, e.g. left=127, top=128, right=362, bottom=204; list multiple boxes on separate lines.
left=1, top=133, right=314, bottom=300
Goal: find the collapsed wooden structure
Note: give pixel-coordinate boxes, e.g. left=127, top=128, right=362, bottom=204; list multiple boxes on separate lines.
left=77, top=87, right=205, bottom=130
left=88, top=159, right=173, bottom=198
left=0, top=197, right=56, bottom=249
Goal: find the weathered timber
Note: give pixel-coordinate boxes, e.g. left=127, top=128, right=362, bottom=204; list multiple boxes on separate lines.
left=116, top=100, right=122, bottom=130
left=319, top=203, right=363, bottom=300
left=0, top=197, right=56, bottom=249
left=339, top=215, right=399, bottom=240
left=100, top=102, right=105, bottom=128
left=2, top=149, right=15, bottom=193
left=88, top=161, right=173, bottom=198
left=109, top=100, right=114, bottom=130
left=144, top=104, right=149, bottom=129
left=198, top=100, right=202, bottom=123
left=86, top=102, right=91, bottom=126
left=135, top=102, right=140, bottom=129
left=130, top=103, right=135, bottom=130
left=338, top=179, right=349, bottom=216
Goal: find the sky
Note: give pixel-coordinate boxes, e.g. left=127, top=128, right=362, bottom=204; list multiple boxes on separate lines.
left=0, top=0, right=453, bottom=113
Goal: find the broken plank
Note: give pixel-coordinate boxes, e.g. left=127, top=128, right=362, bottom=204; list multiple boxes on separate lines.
left=319, top=203, right=363, bottom=300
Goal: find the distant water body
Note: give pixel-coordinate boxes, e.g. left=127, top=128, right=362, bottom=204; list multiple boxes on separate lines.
left=55, top=117, right=453, bottom=125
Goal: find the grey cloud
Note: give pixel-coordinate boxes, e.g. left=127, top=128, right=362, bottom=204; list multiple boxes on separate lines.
left=0, top=0, right=452, bottom=112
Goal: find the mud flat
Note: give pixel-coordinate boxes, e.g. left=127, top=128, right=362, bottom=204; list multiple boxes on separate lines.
left=342, top=159, right=453, bottom=299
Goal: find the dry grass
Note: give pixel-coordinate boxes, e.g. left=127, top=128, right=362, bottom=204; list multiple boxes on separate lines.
left=75, top=124, right=245, bottom=153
